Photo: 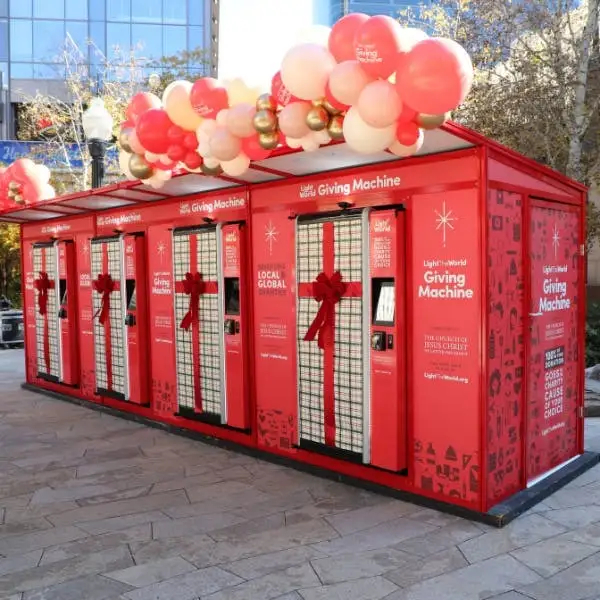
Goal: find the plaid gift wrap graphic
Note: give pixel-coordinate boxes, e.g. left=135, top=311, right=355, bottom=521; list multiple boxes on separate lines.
left=33, top=243, right=60, bottom=380
left=173, top=227, right=224, bottom=418
left=91, top=237, right=127, bottom=398
left=297, top=214, right=367, bottom=456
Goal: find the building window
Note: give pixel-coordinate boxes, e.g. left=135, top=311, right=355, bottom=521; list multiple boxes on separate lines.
left=66, top=0, right=87, bottom=20
left=33, top=63, right=64, bottom=79
left=89, top=0, right=106, bottom=21
left=89, top=21, right=106, bottom=54
left=187, top=26, right=204, bottom=52
left=132, top=23, right=162, bottom=57
left=0, top=0, right=7, bottom=17
left=0, top=20, right=7, bottom=61
left=164, top=0, right=186, bottom=24
left=9, top=0, right=32, bottom=18
left=188, top=0, right=203, bottom=26
left=33, top=20, right=66, bottom=62
left=9, top=20, right=33, bottom=62
left=107, top=22, right=131, bottom=55
left=107, top=0, right=131, bottom=22
left=10, top=63, right=34, bottom=78
left=33, top=0, right=64, bottom=19
left=163, top=25, right=186, bottom=57
left=132, top=0, right=161, bottom=23
left=65, top=21, right=89, bottom=58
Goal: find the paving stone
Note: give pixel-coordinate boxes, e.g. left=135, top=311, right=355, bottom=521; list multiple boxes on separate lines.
left=123, top=566, right=243, bottom=600
left=0, top=518, right=54, bottom=540
left=0, top=526, right=88, bottom=557
left=311, top=518, right=437, bottom=557
left=228, top=491, right=315, bottom=522
left=204, top=563, right=319, bottom=600
left=519, top=552, right=600, bottom=600
left=485, top=593, right=535, bottom=600
left=311, top=548, right=413, bottom=584
left=75, top=487, right=152, bottom=507
left=0, top=550, right=43, bottom=577
left=30, top=486, right=117, bottom=506
left=47, top=490, right=189, bottom=527
left=208, top=513, right=286, bottom=542
left=560, top=522, right=600, bottom=547
left=225, top=546, right=326, bottom=580
left=541, top=486, right=600, bottom=509
left=510, top=537, right=599, bottom=577
left=105, top=556, right=197, bottom=588
left=151, top=511, right=246, bottom=540
left=407, top=508, right=472, bottom=528
left=22, top=574, right=133, bottom=600
left=543, top=505, right=600, bottom=529
left=385, top=547, right=469, bottom=588
left=3, top=502, right=81, bottom=523
left=397, top=522, right=484, bottom=557
left=0, top=545, right=134, bottom=596
left=299, top=576, right=399, bottom=600
left=130, top=534, right=216, bottom=565
left=184, top=480, right=259, bottom=504
left=163, top=490, right=273, bottom=519
left=458, top=514, right=567, bottom=563
left=273, top=593, right=302, bottom=600
left=323, top=501, right=418, bottom=536
left=383, top=554, right=540, bottom=600
left=76, top=511, right=171, bottom=535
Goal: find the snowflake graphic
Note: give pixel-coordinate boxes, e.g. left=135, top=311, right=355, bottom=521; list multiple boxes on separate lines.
left=552, top=223, right=560, bottom=260
left=157, top=241, right=167, bottom=264
left=81, top=242, right=89, bottom=257
left=265, top=220, right=278, bottom=255
left=435, top=201, right=457, bottom=247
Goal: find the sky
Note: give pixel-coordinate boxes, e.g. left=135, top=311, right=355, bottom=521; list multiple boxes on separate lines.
left=218, top=0, right=327, bottom=88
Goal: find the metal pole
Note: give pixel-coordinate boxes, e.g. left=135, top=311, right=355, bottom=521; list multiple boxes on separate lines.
left=88, top=139, right=106, bottom=189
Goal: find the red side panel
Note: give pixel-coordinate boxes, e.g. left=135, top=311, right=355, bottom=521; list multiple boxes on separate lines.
left=369, top=209, right=407, bottom=472
left=222, top=223, right=249, bottom=430
left=58, top=240, right=79, bottom=385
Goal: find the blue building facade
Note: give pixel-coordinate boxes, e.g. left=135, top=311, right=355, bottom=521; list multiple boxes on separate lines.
left=326, top=0, right=433, bottom=24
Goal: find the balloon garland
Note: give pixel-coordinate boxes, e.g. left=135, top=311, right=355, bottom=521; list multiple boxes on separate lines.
left=0, top=159, right=55, bottom=210
left=117, top=13, right=474, bottom=188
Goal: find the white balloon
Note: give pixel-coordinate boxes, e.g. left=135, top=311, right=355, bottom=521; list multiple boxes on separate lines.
left=342, top=106, right=396, bottom=154
left=281, top=43, right=336, bottom=100
left=295, top=25, right=332, bottom=47
left=118, top=150, right=136, bottom=180
left=221, top=153, right=250, bottom=177
left=399, top=28, right=428, bottom=53
left=35, top=164, right=51, bottom=184
left=388, top=130, right=425, bottom=157
left=216, top=109, right=229, bottom=125
left=145, top=151, right=160, bottom=163
left=199, top=118, right=217, bottom=135
left=203, top=157, right=221, bottom=169
left=314, top=129, right=332, bottom=145
left=285, top=137, right=303, bottom=149
left=40, top=183, right=55, bottom=199
left=301, top=136, right=320, bottom=152
left=198, top=139, right=212, bottom=158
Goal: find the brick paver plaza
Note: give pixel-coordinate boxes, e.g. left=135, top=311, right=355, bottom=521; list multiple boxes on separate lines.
left=2, top=349, right=600, bottom=599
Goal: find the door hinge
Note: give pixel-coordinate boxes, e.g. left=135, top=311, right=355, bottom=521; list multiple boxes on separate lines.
left=579, top=406, right=585, bottom=418
left=581, top=244, right=586, bottom=256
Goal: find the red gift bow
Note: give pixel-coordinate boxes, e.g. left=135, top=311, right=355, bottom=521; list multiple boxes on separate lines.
left=304, top=271, right=347, bottom=350
left=180, top=272, right=211, bottom=330
left=34, top=271, right=53, bottom=316
left=93, top=273, right=116, bottom=325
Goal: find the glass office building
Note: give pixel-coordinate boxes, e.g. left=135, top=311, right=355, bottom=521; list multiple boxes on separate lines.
left=0, top=0, right=219, bottom=138
left=327, top=0, right=433, bottom=24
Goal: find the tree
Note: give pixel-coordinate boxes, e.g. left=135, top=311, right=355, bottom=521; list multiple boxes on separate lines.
left=0, top=223, right=21, bottom=307
left=398, top=0, right=600, bottom=246
left=14, top=37, right=209, bottom=193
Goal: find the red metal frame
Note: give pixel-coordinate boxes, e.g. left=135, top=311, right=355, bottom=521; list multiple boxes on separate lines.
left=10, top=123, right=589, bottom=516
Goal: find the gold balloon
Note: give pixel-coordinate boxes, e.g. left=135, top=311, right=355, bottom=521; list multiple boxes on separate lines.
left=256, top=93, right=277, bottom=112
left=306, top=107, right=329, bottom=132
left=417, top=112, right=451, bottom=130
left=323, top=98, right=342, bottom=116
left=129, top=154, right=154, bottom=180
left=201, top=163, right=223, bottom=177
left=119, top=127, right=134, bottom=153
left=312, top=98, right=325, bottom=108
left=327, top=115, right=344, bottom=141
left=13, top=194, right=24, bottom=205
left=258, top=131, right=279, bottom=150
left=8, top=181, right=20, bottom=192
left=253, top=109, right=277, bottom=134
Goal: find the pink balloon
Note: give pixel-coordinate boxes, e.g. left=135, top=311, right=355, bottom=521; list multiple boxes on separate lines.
left=226, top=104, right=256, bottom=138
left=278, top=102, right=312, bottom=139
left=209, top=127, right=242, bottom=162
left=342, top=106, right=396, bottom=154
left=328, top=61, right=373, bottom=107
left=128, top=130, right=145, bottom=155
left=281, top=43, right=336, bottom=101
left=395, top=38, right=474, bottom=114
left=357, top=81, right=401, bottom=128
left=354, top=15, right=403, bottom=79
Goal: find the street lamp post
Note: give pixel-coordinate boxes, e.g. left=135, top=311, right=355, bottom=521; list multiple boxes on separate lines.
left=82, top=98, right=113, bottom=189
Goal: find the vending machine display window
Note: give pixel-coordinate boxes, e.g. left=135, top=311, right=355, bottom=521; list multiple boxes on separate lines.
left=373, top=279, right=395, bottom=326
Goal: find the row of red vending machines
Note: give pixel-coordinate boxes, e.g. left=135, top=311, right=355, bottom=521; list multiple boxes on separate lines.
left=17, top=139, right=592, bottom=522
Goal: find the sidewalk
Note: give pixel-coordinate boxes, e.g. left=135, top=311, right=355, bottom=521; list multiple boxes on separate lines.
left=1, top=348, right=600, bottom=600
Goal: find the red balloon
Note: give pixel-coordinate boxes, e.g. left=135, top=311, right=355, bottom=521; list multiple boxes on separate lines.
left=135, top=109, right=173, bottom=154
left=152, top=159, right=177, bottom=171
left=354, top=15, right=403, bottom=79
left=271, top=71, right=300, bottom=107
left=242, top=135, right=271, bottom=161
left=396, top=121, right=420, bottom=146
left=397, top=104, right=418, bottom=124
left=329, top=13, right=369, bottom=63
left=126, top=92, right=161, bottom=124
left=184, top=152, right=203, bottom=170
left=183, top=132, right=199, bottom=151
left=167, top=125, right=185, bottom=142
left=190, top=78, right=229, bottom=119
left=167, top=144, right=186, bottom=162
left=325, top=83, right=350, bottom=112
left=395, top=38, right=473, bottom=114
left=121, top=119, right=134, bottom=130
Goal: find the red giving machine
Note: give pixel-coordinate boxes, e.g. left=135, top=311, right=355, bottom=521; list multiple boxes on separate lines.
left=90, top=232, right=148, bottom=404
left=171, top=206, right=250, bottom=431
left=30, top=238, right=79, bottom=385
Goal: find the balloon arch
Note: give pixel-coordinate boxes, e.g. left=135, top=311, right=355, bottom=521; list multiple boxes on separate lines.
left=119, top=14, right=473, bottom=188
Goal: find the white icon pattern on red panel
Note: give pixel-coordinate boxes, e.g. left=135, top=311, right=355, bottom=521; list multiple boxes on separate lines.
left=552, top=223, right=560, bottom=259
left=81, top=242, right=89, bottom=257
left=265, top=220, right=278, bottom=256
left=157, top=241, right=166, bottom=264
left=435, top=201, right=457, bottom=248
